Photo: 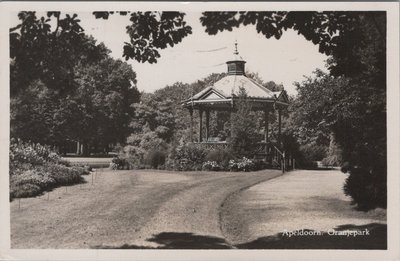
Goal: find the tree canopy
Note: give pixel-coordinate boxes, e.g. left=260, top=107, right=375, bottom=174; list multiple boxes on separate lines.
left=93, top=11, right=192, bottom=63
left=10, top=11, right=140, bottom=155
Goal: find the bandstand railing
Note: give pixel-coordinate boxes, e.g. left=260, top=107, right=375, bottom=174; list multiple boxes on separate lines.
left=193, top=141, right=229, bottom=150
left=192, top=140, right=295, bottom=173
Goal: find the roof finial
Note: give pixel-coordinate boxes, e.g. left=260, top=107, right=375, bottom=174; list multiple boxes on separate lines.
left=234, top=40, right=239, bottom=55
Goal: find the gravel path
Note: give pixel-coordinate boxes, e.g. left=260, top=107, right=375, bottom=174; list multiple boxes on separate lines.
left=220, top=169, right=387, bottom=248
left=10, top=169, right=281, bottom=249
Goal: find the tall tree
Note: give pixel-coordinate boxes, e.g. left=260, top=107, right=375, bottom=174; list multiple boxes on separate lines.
left=10, top=12, right=140, bottom=155
left=230, top=87, right=260, bottom=155
left=73, top=57, right=140, bottom=154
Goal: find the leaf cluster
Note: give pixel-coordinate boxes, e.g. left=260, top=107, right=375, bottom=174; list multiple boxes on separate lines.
left=93, top=11, right=192, bottom=63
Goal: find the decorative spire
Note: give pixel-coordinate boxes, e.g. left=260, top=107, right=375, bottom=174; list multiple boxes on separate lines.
left=226, top=40, right=246, bottom=75
left=234, top=40, right=239, bottom=55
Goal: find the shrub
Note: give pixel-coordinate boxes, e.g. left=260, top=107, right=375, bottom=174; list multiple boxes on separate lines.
left=121, top=145, right=144, bottom=167
left=9, top=138, right=58, bottom=166
left=202, top=161, right=221, bottom=171
left=71, top=164, right=91, bottom=175
left=205, top=148, right=234, bottom=170
left=229, top=157, right=255, bottom=172
left=9, top=139, right=87, bottom=200
left=123, top=130, right=169, bottom=169
left=299, top=143, right=327, bottom=162
left=253, top=159, right=269, bottom=171
left=10, top=183, right=42, bottom=199
left=111, top=156, right=131, bottom=170
left=144, top=150, right=166, bottom=169
left=173, top=144, right=207, bottom=171
left=342, top=163, right=387, bottom=210
left=9, top=164, right=85, bottom=199
left=322, top=138, right=342, bottom=167
left=11, top=169, right=56, bottom=190
left=109, top=162, right=119, bottom=170
left=321, top=154, right=342, bottom=167
left=43, top=163, right=83, bottom=186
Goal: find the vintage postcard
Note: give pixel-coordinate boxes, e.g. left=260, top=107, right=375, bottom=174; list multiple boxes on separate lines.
left=0, top=1, right=399, bottom=261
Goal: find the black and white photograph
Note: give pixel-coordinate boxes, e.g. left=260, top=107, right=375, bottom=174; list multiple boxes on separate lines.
left=0, top=1, right=399, bottom=260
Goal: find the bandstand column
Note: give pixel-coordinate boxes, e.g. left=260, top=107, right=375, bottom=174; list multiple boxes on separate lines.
left=264, top=109, right=269, bottom=157
left=189, top=108, right=194, bottom=142
left=205, top=110, right=210, bottom=142
left=199, top=109, right=203, bottom=142
left=278, top=108, right=282, bottom=146
left=230, top=110, right=234, bottom=139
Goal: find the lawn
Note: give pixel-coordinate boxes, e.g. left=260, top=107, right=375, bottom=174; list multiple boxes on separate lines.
left=10, top=168, right=281, bottom=248
left=10, top=168, right=386, bottom=249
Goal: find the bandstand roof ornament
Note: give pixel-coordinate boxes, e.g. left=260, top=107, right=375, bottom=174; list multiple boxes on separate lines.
left=226, top=41, right=246, bottom=75
left=183, top=42, right=289, bottom=110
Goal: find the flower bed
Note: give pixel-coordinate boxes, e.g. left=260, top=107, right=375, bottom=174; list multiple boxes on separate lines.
left=9, top=138, right=90, bottom=200
left=202, top=161, right=221, bottom=171
left=229, top=157, right=256, bottom=172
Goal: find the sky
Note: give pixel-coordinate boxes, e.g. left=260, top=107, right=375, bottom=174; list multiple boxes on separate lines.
left=12, top=12, right=329, bottom=95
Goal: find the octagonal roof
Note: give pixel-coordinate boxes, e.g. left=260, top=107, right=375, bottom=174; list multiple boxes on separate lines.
left=183, top=43, right=289, bottom=110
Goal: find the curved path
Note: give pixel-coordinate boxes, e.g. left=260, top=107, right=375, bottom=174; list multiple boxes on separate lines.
left=10, top=169, right=281, bottom=248
left=220, top=169, right=387, bottom=249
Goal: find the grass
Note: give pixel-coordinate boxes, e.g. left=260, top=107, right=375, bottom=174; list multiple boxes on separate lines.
left=10, top=169, right=281, bottom=248
left=10, top=169, right=387, bottom=249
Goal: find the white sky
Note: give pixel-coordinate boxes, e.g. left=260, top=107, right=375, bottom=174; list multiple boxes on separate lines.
left=12, top=12, right=329, bottom=95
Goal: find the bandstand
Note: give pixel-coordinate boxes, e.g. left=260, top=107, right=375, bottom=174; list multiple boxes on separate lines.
left=182, top=43, right=291, bottom=169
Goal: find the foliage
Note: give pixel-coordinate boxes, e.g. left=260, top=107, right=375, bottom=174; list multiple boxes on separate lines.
left=321, top=155, right=341, bottom=168
left=74, top=57, right=140, bottom=152
left=200, top=11, right=385, bottom=77
left=198, top=11, right=386, bottom=208
left=293, top=68, right=386, bottom=208
left=123, top=128, right=168, bottom=168
left=205, top=148, right=235, bottom=170
left=110, top=156, right=131, bottom=170
left=93, top=11, right=192, bottom=63
left=321, top=137, right=343, bottom=167
left=11, top=169, right=56, bottom=191
left=172, top=144, right=207, bottom=171
left=246, top=72, right=284, bottom=92
left=343, top=165, right=387, bottom=210
left=229, top=157, right=256, bottom=172
left=9, top=139, right=87, bottom=200
left=10, top=12, right=140, bottom=155
left=230, top=87, right=261, bottom=155
left=9, top=138, right=58, bottom=170
left=42, top=163, right=83, bottom=185
left=131, top=94, right=176, bottom=142
left=10, top=12, right=103, bottom=96
left=202, top=161, right=221, bottom=171
left=10, top=182, right=42, bottom=199
left=144, top=150, right=166, bottom=169
left=299, top=143, right=328, bottom=162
